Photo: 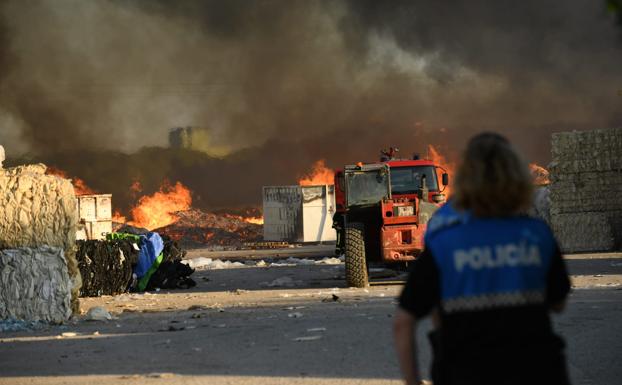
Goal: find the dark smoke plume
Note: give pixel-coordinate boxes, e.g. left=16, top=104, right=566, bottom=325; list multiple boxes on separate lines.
left=1, top=0, right=621, bottom=212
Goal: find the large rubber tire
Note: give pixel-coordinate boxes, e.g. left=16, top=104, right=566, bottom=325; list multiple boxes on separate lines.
left=345, top=222, right=369, bottom=288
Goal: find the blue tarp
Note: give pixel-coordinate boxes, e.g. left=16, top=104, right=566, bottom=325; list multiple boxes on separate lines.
left=135, top=232, right=164, bottom=279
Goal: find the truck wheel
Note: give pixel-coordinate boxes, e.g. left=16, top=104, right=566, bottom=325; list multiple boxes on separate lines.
left=345, top=222, right=369, bottom=288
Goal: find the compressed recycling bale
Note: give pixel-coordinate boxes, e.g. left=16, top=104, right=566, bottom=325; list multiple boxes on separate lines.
left=549, top=128, right=622, bottom=252
left=550, top=212, right=615, bottom=253
left=0, top=164, right=80, bottom=313
left=77, top=239, right=138, bottom=297
left=0, top=246, right=72, bottom=323
left=551, top=128, right=622, bottom=159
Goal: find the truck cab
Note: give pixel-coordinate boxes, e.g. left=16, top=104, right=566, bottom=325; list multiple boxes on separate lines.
left=333, top=156, right=448, bottom=287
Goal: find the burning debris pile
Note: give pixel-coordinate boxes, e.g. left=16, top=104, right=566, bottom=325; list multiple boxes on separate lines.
left=153, top=209, right=263, bottom=249
left=105, top=180, right=263, bottom=249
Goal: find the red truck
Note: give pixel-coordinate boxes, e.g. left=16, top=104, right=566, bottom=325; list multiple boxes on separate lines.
left=333, top=151, right=449, bottom=287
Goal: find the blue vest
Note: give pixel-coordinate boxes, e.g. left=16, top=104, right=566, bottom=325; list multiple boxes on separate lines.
left=425, top=203, right=555, bottom=313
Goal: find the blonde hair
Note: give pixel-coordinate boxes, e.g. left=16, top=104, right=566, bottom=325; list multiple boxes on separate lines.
left=453, top=132, right=533, bottom=217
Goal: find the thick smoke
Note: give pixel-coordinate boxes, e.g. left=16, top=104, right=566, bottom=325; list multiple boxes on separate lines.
left=1, top=0, right=621, bottom=211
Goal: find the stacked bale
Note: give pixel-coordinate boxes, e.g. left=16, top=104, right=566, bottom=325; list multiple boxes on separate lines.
left=77, top=239, right=138, bottom=297
left=549, top=128, right=622, bottom=252
left=0, top=247, right=72, bottom=322
left=0, top=164, right=80, bottom=320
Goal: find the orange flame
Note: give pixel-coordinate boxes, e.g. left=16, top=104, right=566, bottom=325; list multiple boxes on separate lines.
left=427, top=145, right=455, bottom=197
left=223, top=214, right=264, bottom=225
left=128, top=181, right=192, bottom=230
left=112, top=210, right=127, bottom=223
left=46, top=166, right=97, bottom=195
left=243, top=216, right=264, bottom=225
left=529, top=163, right=550, bottom=185
left=299, top=159, right=335, bottom=186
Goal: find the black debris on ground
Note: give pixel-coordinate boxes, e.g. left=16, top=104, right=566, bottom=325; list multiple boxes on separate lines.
left=145, top=236, right=196, bottom=291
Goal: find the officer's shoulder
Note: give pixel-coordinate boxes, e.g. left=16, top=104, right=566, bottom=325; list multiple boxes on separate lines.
left=425, top=202, right=469, bottom=241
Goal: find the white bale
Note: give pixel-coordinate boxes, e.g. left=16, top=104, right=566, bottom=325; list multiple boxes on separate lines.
left=0, top=246, right=72, bottom=322
left=0, top=163, right=80, bottom=314
left=0, top=164, right=77, bottom=250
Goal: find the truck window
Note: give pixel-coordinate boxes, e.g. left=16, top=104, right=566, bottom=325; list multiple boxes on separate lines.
left=346, top=169, right=390, bottom=207
left=390, top=166, right=439, bottom=194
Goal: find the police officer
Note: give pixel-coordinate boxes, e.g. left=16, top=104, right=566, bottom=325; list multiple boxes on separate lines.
left=393, top=133, right=571, bottom=385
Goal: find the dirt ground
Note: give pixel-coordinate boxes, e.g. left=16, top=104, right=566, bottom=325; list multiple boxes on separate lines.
left=1, top=250, right=621, bottom=385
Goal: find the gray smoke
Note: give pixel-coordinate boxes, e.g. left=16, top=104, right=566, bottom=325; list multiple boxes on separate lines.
left=0, top=0, right=620, bottom=209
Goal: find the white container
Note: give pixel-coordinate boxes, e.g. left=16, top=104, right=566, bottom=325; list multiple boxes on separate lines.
left=76, top=194, right=112, bottom=240
left=77, top=194, right=112, bottom=221
left=263, top=185, right=336, bottom=243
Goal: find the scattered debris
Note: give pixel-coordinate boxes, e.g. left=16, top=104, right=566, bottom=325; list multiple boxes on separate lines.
left=161, top=325, right=185, bottom=332
left=0, top=318, right=45, bottom=332
left=288, top=312, right=304, bottom=318
left=269, top=256, right=344, bottom=267
left=186, top=257, right=245, bottom=270
left=283, top=306, right=306, bottom=310
left=85, top=306, right=113, bottom=321
left=146, top=373, right=176, bottom=379
left=261, top=276, right=302, bottom=288
left=322, top=294, right=341, bottom=303
left=187, top=304, right=209, bottom=311
left=318, top=257, right=342, bottom=265
left=293, top=335, right=322, bottom=342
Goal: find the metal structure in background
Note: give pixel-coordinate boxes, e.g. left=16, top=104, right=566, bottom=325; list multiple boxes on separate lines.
left=76, top=194, right=112, bottom=240
left=262, top=185, right=336, bottom=243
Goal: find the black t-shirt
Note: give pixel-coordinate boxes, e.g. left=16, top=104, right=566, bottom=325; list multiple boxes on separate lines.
left=399, top=245, right=571, bottom=384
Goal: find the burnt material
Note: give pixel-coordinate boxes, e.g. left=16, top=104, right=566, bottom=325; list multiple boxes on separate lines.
left=145, top=236, right=195, bottom=291
left=77, top=239, right=139, bottom=297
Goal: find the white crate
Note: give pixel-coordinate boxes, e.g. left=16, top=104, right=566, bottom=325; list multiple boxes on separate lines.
left=77, top=194, right=112, bottom=221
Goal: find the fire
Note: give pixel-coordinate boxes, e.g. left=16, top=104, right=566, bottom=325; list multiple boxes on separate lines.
left=112, top=210, right=126, bottom=223
left=223, top=214, right=264, bottom=225
left=529, top=163, right=550, bottom=185
left=46, top=166, right=97, bottom=195
left=128, top=181, right=192, bottom=230
left=243, top=216, right=264, bottom=225
left=427, top=145, right=455, bottom=197
left=299, top=159, right=335, bottom=186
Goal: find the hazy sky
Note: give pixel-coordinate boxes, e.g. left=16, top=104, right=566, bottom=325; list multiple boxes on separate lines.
left=1, top=0, right=620, bottom=208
